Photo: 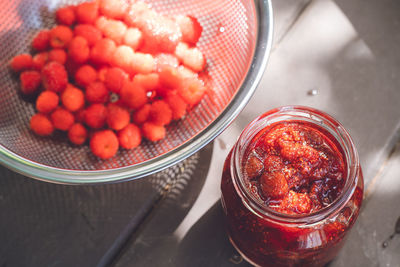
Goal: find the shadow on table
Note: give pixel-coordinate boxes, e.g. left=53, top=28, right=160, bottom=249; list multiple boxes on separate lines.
left=175, top=201, right=251, bottom=267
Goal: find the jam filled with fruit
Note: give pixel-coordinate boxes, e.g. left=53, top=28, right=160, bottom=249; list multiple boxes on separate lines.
left=221, top=106, right=363, bottom=267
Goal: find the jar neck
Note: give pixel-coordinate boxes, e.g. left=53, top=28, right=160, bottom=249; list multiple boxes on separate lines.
left=230, top=106, right=360, bottom=225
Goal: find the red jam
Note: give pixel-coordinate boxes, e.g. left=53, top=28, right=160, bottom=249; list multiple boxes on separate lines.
left=221, top=107, right=363, bottom=267
left=244, top=122, right=346, bottom=215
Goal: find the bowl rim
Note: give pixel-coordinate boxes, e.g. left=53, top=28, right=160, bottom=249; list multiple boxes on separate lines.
left=0, top=0, right=274, bottom=184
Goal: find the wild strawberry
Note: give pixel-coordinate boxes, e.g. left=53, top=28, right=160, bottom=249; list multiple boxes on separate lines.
left=49, top=25, right=73, bottom=49
left=130, top=52, right=154, bottom=74
left=120, top=80, right=147, bottom=109
left=75, top=65, right=97, bottom=88
left=142, top=122, right=166, bottom=142
left=132, top=73, right=159, bottom=92
left=56, top=6, right=76, bottom=26
left=68, top=36, right=90, bottom=64
left=104, top=67, right=128, bottom=93
left=177, top=76, right=206, bottom=106
left=165, top=94, right=187, bottom=120
left=123, top=27, right=142, bottom=50
left=32, top=52, right=49, bottom=71
left=68, top=123, right=88, bottom=145
left=260, top=171, right=289, bottom=199
left=85, top=103, right=107, bottom=129
left=245, top=155, right=264, bottom=179
left=75, top=1, right=99, bottom=24
left=118, top=123, right=141, bottom=149
left=90, top=38, right=116, bottom=65
left=41, top=61, right=68, bottom=93
left=97, top=17, right=127, bottom=44
left=36, top=91, right=59, bottom=114
left=132, top=104, right=150, bottom=125
left=175, top=42, right=205, bottom=72
left=51, top=107, right=75, bottom=131
left=111, top=45, right=134, bottom=73
left=155, top=53, right=179, bottom=71
left=20, top=71, right=41, bottom=94
left=10, top=54, right=33, bottom=72
left=74, top=24, right=102, bottom=47
left=61, top=84, right=85, bottom=112
left=148, top=100, right=172, bottom=126
left=107, top=103, right=130, bottom=130
left=98, top=66, right=109, bottom=82
left=74, top=108, right=86, bottom=123
left=130, top=9, right=182, bottom=53
left=175, top=15, right=202, bottom=45
left=32, top=30, right=50, bottom=51
left=124, top=2, right=151, bottom=27
left=86, top=81, right=109, bottom=104
left=30, top=113, right=54, bottom=136
left=278, top=190, right=312, bottom=214
left=99, top=0, right=128, bottom=19
left=90, top=130, right=119, bottom=159
left=48, top=49, right=67, bottom=65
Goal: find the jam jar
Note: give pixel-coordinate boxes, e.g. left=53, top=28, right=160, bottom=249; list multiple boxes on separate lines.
left=220, top=106, right=363, bottom=267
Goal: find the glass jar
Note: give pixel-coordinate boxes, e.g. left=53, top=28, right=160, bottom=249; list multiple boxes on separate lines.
left=220, top=106, right=364, bottom=267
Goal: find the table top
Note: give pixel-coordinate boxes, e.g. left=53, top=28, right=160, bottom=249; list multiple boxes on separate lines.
left=1, top=0, right=400, bottom=266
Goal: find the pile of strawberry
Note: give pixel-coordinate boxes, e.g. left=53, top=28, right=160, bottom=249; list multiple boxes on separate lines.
left=10, top=0, right=206, bottom=159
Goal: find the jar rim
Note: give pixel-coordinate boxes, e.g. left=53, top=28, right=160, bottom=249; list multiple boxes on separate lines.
left=230, top=106, right=360, bottom=224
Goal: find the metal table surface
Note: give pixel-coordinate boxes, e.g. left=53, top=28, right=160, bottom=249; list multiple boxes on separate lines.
left=1, top=0, right=400, bottom=266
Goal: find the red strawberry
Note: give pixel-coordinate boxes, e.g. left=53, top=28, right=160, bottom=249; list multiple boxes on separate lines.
left=10, top=54, right=33, bottom=72
left=76, top=1, right=99, bottom=24
left=51, top=107, right=75, bottom=131
left=90, top=130, right=119, bottom=159
left=86, top=81, right=109, bottom=104
left=165, top=94, right=187, bottom=120
left=175, top=15, right=202, bottom=45
left=74, top=24, right=102, bottom=47
left=48, top=49, right=67, bottom=65
left=118, top=123, right=141, bottom=149
left=32, top=52, right=49, bottom=71
left=61, top=84, right=85, bottom=112
left=20, top=71, right=41, bottom=94
left=85, top=104, right=107, bottom=129
left=56, top=6, right=76, bottom=26
left=106, top=103, right=130, bottom=130
left=132, top=73, right=159, bottom=92
left=120, top=80, right=147, bottom=109
left=32, top=30, right=50, bottom=51
left=49, top=25, right=73, bottom=49
left=75, top=65, right=97, bottom=88
left=148, top=100, right=172, bottom=126
left=142, top=122, right=166, bottom=142
left=41, top=61, right=68, bottom=93
left=30, top=113, right=54, bottom=136
left=132, top=104, right=150, bottom=125
left=104, top=67, right=128, bottom=93
left=36, top=91, right=59, bottom=114
left=68, top=123, right=88, bottom=145
left=175, top=42, right=205, bottom=72
left=90, top=38, right=117, bottom=65
left=69, top=36, right=90, bottom=63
